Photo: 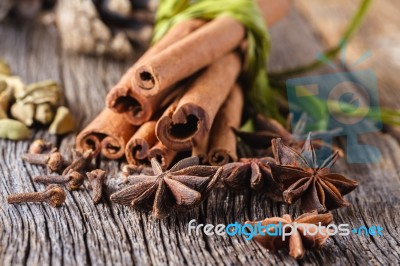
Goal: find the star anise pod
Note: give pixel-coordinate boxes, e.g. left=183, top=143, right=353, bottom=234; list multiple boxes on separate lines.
left=246, top=211, right=333, bottom=260
left=110, top=157, right=222, bottom=219
left=270, top=134, right=358, bottom=212
left=234, top=113, right=343, bottom=156
left=221, top=157, right=276, bottom=191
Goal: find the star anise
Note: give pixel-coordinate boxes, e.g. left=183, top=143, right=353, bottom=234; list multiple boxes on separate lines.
left=270, top=134, right=358, bottom=212
left=234, top=113, right=343, bottom=156
left=222, top=157, right=276, bottom=191
left=110, top=157, right=222, bottom=219
left=246, top=211, right=333, bottom=260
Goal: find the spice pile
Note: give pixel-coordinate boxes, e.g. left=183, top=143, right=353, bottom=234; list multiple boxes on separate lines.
left=0, top=60, right=74, bottom=139
left=76, top=0, right=273, bottom=169
left=4, top=0, right=365, bottom=261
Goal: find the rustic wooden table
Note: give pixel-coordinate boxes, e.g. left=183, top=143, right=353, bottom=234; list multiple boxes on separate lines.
left=1, top=1, right=399, bottom=265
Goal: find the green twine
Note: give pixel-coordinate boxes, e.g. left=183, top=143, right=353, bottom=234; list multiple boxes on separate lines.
left=153, top=0, right=283, bottom=122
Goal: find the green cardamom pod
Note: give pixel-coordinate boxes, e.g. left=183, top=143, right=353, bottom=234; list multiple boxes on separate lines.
left=0, top=119, right=30, bottom=140
left=0, top=108, right=7, bottom=119
left=11, top=101, right=35, bottom=126
left=17, top=80, right=61, bottom=106
left=0, top=74, right=22, bottom=110
left=48, top=106, right=75, bottom=135
left=0, top=60, right=11, bottom=75
left=35, top=103, right=55, bottom=125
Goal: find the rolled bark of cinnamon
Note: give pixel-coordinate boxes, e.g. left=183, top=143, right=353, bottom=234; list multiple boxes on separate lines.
left=191, top=134, right=210, bottom=164
left=125, top=121, right=157, bottom=165
left=208, top=84, right=244, bottom=166
left=148, top=141, right=178, bottom=170
left=76, top=108, right=137, bottom=159
left=106, top=19, right=205, bottom=125
left=134, top=16, right=245, bottom=96
left=156, top=52, right=241, bottom=151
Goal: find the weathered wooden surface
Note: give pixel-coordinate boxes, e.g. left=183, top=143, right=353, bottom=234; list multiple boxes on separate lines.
left=1, top=4, right=400, bottom=266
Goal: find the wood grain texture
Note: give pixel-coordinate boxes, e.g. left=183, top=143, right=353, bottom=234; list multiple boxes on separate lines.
left=0, top=6, right=399, bottom=266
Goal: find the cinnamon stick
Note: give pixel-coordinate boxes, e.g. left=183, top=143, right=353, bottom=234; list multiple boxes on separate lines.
left=134, top=16, right=245, bottom=96
left=191, top=134, right=210, bottom=164
left=76, top=108, right=137, bottom=159
left=208, top=84, right=244, bottom=166
left=106, top=19, right=205, bottom=125
left=125, top=121, right=157, bottom=165
left=156, top=52, right=241, bottom=151
left=148, top=142, right=178, bottom=170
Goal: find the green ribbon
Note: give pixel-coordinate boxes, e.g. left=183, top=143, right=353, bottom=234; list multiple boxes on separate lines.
left=153, top=0, right=282, bottom=122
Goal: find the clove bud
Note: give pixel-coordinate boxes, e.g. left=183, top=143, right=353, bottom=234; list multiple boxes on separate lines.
left=87, top=169, right=107, bottom=203
left=7, top=184, right=66, bottom=207
left=33, top=170, right=84, bottom=191
left=22, top=148, right=65, bottom=173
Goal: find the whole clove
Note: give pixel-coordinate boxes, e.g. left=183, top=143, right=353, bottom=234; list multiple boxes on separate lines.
left=87, top=169, right=107, bottom=204
left=33, top=171, right=84, bottom=191
left=7, top=184, right=66, bottom=208
left=62, top=149, right=94, bottom=176
left=22, top=148, right=65, bottom=173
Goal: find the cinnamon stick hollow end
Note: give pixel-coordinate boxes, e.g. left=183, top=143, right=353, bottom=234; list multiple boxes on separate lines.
left=76, top=108, right=137, bottom=159
left=156, top=52, right=241, bottom=152
left=148, top=142, right=178, bottom=170
left=125, top=121, right=157, bottom=165
left=156, top=102, right=208, bottom=151
left=106, top=85, right=153, bottom=125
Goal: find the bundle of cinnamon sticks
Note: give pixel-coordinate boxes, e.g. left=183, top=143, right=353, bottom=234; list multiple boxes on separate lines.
left=76, top=0, right=288, bottom=169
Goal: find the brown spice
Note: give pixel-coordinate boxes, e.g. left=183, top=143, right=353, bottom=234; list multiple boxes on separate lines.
left=246, top=211, right=333, bottom=260
left=234, top=114, right=344, bottom=157
left=76, top=108, right=137, bottom=159
left=125, top=121, right=157, bottom=165
left=191, top=134, right=210, bottom=164
left=105, top=19, right=205, bottom=125
left=156, top=52, right=241, bottom=151
left=110, top=157, right=221, bottom=219
left=7, top=185, right=67, bottom=208
left=208, top=84, right=243, bottom=166
left=148, top=141, right=178, bottom=170
left=22, top=148, right=65, bottom=174
left=62, top=149, right=94, bottom=176
left=87, top=169, right=107, bottom=204
left=222, top=157, right=275, bottom=191
left=134, top=16, right=245, bottom=96
left=270, top=135, right=358, bottom=212
left=33, top=171, right=84, bottom=191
